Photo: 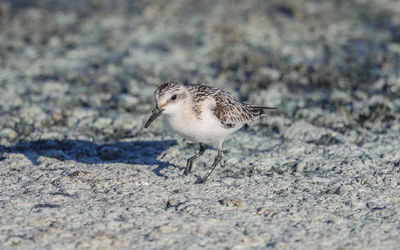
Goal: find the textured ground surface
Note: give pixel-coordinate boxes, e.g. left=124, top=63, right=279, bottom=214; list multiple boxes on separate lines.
left=1, top=0, right=400, bottom=249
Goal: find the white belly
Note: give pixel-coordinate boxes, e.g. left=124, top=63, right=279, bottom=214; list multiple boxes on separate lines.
left=163, top=105, right=241, bottom=147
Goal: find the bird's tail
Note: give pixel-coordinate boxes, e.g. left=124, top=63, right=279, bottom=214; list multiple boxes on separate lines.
left=245, top=104, right=277, bottom=117
left=249, top=105, right=277, bottom=110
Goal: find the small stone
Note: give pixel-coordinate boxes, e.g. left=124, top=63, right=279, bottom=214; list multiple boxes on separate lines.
left=262, top=67, right=281, bottom=79
left=158, top=225, right=177, bottom=233
left=40, top=132, right=64, bottom=140
left=222, top=177, right=236, bottom=185
left=42, top=81, right=68, bottom=96
left=257, top=207, right=272, bottom=216
left=70, top=170, right=90, bottom=177
left=0, top=128, right=17, bottom=140
left=220, top=197, right=244, bottom=209
left=113, top=94, right=139, bottom=109
left=113, top=114, right=139, bottom=131
left=164, top=199, right=181, bottom=209
left=224, top=156, right=240, bottom=168
left=93, top=117, right=112, bottom=130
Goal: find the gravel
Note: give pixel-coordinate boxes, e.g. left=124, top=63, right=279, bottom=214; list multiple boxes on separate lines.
left=1, top=0, right=400, bottom=249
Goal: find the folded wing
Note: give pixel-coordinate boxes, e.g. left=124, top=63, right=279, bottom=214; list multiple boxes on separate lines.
left=213, top=91, right=275, bottom=128
left=186, top=84, right=276, bottom=128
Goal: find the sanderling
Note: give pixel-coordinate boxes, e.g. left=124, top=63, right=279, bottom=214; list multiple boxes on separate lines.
left=145, top=81, right=276, bottom=183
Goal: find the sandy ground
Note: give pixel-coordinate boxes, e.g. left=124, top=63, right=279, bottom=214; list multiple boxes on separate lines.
left=1, top=0, right=400, bottom=249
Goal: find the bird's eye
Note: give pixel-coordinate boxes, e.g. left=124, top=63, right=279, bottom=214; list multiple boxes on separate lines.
left=171, top=95, right=177, bottom=100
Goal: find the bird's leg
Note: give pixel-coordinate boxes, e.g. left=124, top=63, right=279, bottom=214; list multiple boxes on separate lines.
left=200, top=148, right=223, bottom=183
left=184, top=143, right=205, bottom=175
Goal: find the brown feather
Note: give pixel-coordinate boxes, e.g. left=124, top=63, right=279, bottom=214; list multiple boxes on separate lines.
left=186, top=84, right=275, bottom=128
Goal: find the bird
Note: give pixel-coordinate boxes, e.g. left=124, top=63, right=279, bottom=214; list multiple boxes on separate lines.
left=144, top=81, right=276, bottom=183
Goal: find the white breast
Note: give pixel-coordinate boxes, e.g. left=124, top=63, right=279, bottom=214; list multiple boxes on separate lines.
left=163, top=98, right=241, bottom=148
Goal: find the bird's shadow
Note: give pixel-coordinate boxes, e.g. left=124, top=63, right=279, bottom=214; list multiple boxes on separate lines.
left=0, top=139, right=178, bottom=178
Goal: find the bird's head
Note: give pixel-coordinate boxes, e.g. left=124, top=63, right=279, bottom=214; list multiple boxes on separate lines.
left=145, top=81, right=188, bottom=128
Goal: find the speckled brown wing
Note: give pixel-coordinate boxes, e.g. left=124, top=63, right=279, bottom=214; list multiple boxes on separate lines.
left=187, top=84, right=220, bottom=119
left=213, top=92, right=261, bottom=128
left=187, top=84, right=274, bottom=128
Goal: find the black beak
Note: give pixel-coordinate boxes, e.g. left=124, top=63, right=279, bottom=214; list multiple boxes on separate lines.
left=144, top=106, right=164, bottom=128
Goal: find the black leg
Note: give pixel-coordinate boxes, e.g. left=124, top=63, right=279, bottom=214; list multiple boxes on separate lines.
left=184, top=143, right=205, bottom=175
left=200, top=148, right=222, bottom=183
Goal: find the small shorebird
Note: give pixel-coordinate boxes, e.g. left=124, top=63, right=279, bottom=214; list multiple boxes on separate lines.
left=145, top=81, right=276, bottom=183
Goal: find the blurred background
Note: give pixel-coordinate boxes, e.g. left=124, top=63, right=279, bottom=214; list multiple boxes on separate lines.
left=1, top=1, right=400, bottom=249
left=0, top=0, right=399, bottom=145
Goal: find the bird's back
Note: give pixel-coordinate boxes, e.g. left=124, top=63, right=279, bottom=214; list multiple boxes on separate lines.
left=186, top=84, right=273, bottom=128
